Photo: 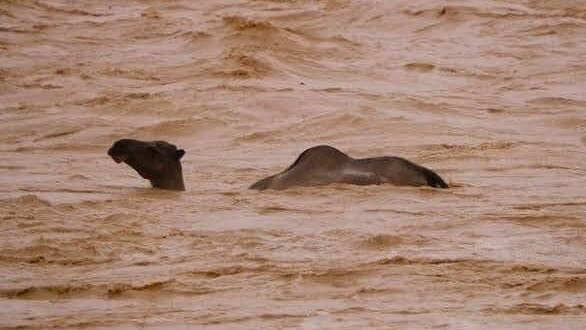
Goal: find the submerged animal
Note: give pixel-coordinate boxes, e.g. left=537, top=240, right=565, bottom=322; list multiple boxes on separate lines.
left=250, top=145, right=448, bottom=190
left=108, top=139, right=186, bottom=190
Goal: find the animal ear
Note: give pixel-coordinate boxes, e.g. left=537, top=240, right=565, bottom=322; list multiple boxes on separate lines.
left=176, top=149, right=185, bottom=160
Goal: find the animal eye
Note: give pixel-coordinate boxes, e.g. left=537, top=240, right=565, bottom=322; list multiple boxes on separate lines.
left=148, top=146, right=162, bottom=157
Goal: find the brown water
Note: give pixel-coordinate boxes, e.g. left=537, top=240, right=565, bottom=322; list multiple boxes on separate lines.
left=1, top=0, right=585, bottom=329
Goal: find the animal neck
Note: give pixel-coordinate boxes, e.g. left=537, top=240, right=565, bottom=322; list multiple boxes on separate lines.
left=150, top=162, right=185, bottom=191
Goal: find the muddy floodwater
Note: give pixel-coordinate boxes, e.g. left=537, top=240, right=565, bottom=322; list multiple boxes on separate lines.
left=1, top=1, right=585, bottom=329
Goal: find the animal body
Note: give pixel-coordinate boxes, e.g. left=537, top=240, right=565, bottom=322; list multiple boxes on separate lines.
left=250, top=145, right=447, bottom=190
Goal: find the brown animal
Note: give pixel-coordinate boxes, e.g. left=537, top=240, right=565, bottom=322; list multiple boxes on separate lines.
left=108, top=139, right=186, bottom=190
left=250, top=145, right=448, bottom=190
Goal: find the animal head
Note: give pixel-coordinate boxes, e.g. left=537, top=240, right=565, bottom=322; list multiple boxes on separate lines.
left=108, top=139, right=186, bottom=190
